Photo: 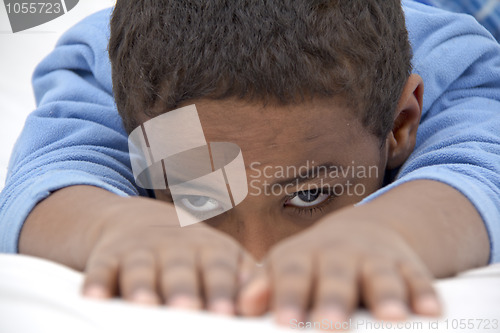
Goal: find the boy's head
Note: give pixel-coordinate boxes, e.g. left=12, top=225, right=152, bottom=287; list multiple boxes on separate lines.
left=110, top=0, right=413, bottom=138
left=109, top=0, right=423, bottom=258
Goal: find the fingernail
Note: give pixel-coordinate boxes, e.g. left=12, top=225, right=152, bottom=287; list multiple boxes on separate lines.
left=314, top=306, right=346, bottom=324
left=169, top=295, right=199, bottom=310
left=416, top=295, right=441, bottom=316
left=276, top=307, right=302, bottom=326
left=209, top=299, right=235, bottom=316
left=375, top=300, right=408, bottom=321
left=83, top=285, right=108, bottom=299
left=131, top=290, right=159, bottom=306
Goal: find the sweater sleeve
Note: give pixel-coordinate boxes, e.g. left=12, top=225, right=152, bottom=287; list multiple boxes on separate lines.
left=363, top=1, right=500, bottom=263
left=0, top=8, right=148, bottom=253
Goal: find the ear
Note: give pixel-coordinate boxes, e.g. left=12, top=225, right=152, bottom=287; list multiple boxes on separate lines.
left=386, top=74, right=424, bottom=170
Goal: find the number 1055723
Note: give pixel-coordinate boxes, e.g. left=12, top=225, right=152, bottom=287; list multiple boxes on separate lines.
left=5, top=2, right=62, bottom=15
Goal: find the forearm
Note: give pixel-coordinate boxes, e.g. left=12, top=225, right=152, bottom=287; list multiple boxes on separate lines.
left=19, top=186, right=125, bottom=271
left=333, top=180, right=490, bottom=278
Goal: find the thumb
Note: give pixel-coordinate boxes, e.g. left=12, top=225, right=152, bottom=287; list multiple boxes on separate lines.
left=237, top=255, right=271, bottom=316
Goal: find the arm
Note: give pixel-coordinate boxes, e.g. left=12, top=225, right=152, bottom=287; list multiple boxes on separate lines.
left=0, top=8, right=144, bottom=253
left=386, top=0, right=500, bottom=263
left=335, top=180, right=490, bottom=278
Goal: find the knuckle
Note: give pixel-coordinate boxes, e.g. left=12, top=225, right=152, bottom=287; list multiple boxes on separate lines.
left=205, top=257, right=236, bottom=273
left=163, top=257, right=193, bottom=271
left=163, top=280, right=198, bottom=298
left=87, top=255, right=118, bottom=272
left=364, top=262, right=397, bottom=278
left=374, top=292, right=407, bottom=305
left=316, top=294, right=349, bottom=310
left=124, top=255, right=154, bottom=270
left=205, top=283, right=234, bottom=300
left=275, top=291, right=305, bottom=308
left=322, top=264, right=352, bottom=281
left=276, top=261, right=308, bottom=277
left=412, top=284, right=435, bottom=296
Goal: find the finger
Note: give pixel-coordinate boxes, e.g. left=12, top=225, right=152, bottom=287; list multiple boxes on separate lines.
left=399, top=262, right=441, bottom=316
left=82, top=254, right=119, bottom=299
left=311, top=253, right=358, bottom=325
left=119, top=250, right=160, bottom=305
left=271, top=254, right=313, bottom=326
left=238, top=250, right=259, bottom=287
left=237, top=257, right=270, bottom=317
left=200, top=247, right=239, bottom=315
left=159, top=249, right=202, bottom=310
left=361, top=259, right=408, bottom=321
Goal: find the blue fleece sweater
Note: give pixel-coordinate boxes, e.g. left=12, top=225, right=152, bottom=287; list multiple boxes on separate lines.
left=1, top=1, right=499, bottom=262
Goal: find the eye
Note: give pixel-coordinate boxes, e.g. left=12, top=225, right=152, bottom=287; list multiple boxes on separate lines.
left=180, top=196, right=221, bottom=213
left=285, top=189, right=330, bottom=208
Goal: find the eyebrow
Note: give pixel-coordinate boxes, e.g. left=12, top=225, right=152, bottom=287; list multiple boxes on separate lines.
left=155, top=158, right=226, bottom=198
left=269, top=162, right=346, bottom=189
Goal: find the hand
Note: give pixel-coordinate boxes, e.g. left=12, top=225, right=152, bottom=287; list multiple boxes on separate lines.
left=239, top=207, right=442, bottom=325
left=81, top=196, right=258, bottom=315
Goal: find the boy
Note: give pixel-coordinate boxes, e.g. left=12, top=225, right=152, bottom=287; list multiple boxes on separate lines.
left=1, top=0, right=499, bottom=327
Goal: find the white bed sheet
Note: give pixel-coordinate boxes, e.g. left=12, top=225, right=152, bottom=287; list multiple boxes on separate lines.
left=0, top=254, right=499, bottom=333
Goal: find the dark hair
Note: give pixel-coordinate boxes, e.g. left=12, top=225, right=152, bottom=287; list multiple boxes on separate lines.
left=109, top=0, right=412, bottom=138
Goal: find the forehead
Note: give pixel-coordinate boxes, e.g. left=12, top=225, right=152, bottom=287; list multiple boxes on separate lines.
left=192, top=98, right=376, bottom=166
left=137, top=97, right=381, bottom=177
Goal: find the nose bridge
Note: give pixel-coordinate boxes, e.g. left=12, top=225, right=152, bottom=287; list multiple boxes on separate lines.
left=230, top=194, right=278, bottom=260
